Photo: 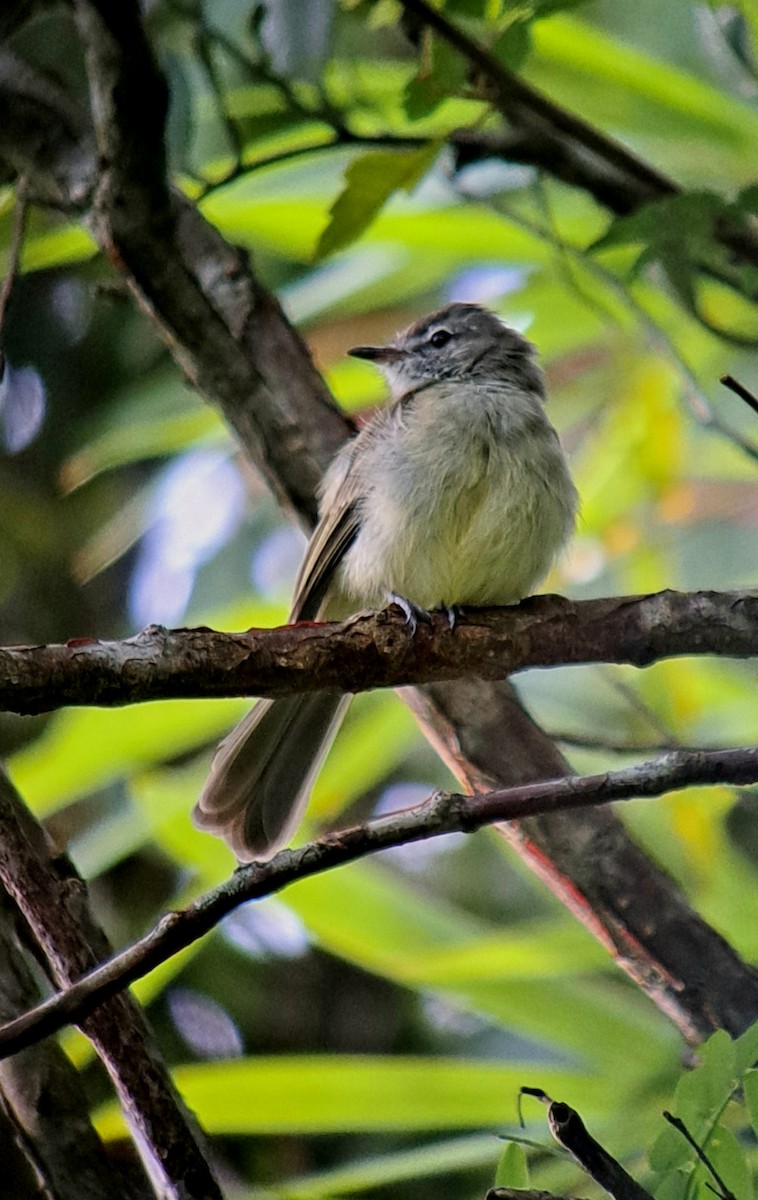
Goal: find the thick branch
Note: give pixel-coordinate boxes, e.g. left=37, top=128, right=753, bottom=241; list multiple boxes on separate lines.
left=1, top=589, right=756, bottom=714
left=72, top=0, right=348, bottom=528
left=0, top=768, right=222, bottom=1200
left=411, top=677, right=758, bottom=1041
left=0, top=747, right=755, bottom=1059
left=0, top=900, right=151, bottom=1200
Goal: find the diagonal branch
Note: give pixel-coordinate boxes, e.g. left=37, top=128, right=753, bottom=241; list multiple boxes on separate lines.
left=72, top=0, right=348, bottom=528
left=0, top=894, right=151, bottom=1199
left=0, top=746, right=756, bottom=1060
left=400, top=0, right=676, bottom=215
left=521, top=1088, right=653, bottom=1200
left=400, top=0, right=758, bottom=278
left=0, top=589, right=756, bottom=714
left=0, top=766, right=222, bottom=1199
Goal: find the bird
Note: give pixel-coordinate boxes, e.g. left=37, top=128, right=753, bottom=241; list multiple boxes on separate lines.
left=192, top=302, right=578, bottom=861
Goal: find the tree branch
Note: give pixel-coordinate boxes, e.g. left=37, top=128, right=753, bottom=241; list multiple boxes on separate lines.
left=0, top=589, right=756, bottom=714
left=400, top=0, right=758, bottom=275
left=520, top=1088, right=653, bottom=1200
left=0, top=746, right=755, bottom=1060
left=400, top=0, right=676, bottom=215
left=71, top=0, right=348, bottom=529
left=0, top=767, right=222, bottom=1200
left=721, top=373, right=758, bottom=419
left=0, top=898, right=152, bottom=1199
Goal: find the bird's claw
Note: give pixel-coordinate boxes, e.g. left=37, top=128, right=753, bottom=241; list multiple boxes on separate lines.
left=442, top=605, right=460, bottom=630
left=389, top=593, right=433, bottom=635
left=388, top=596, right=460, bottom=634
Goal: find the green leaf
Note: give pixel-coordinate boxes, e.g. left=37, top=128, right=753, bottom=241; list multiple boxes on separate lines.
left=673, top=1029, right=736, bottom=1129
left=94, top=1055, right=605, bottom=1139
left=7, top=698, right=245, bottom=816
left=744, top=1069, right=758, bottom=1139
left=404, top=34, right=468, bottom=120
left=528, top=14, right=758, bottom=176
left=650, top=1030, right=737, bottom=1173
left=735, top=1019, right=758, bottom=1073
left=703, top=1125, right=753, bottom=1200
left=18, top=223, right=96, bottom=274
left=590, top=192, right=733, bottom=312
left=495, top=1141, right=530, bottom=1189
left=255, top=1132, right=503, bottom=1199
left=492, top=19, right=533, bottom=73
left=315, top=143, right=441, bottom=260
left=62, top=372, right=225, bottom=490
left=387, top=919, right=608, bottom=983
left=591, top=192, right=723, bottom=256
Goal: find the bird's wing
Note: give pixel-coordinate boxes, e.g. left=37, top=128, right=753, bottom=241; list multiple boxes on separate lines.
left=289, top=441, right=363, bottom=622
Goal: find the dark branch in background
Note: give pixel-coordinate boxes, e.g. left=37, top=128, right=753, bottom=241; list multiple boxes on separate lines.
left=4, top=0, right=758, bottom=1046
left=0, top=897, right=151, bottom=1200
left=410, top=675, right=758, bottom=1043
left=521, top=1088, right=653, bottom=1200
left=721, top=374, right=758, bottom=418
left=0, top=588, right=756, bottom=713
left=0, top=765, right=222, bottom=1200
left=0, top=747, right=756, bottom=1060
left=399, top=0, right=758, bottom=278
left=400, top=0, right=676, bottom=215
left=72, top=1, right=349, bottom=530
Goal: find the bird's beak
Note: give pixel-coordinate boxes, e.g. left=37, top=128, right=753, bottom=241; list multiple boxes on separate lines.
left=347, top=344, right=405, bottom=362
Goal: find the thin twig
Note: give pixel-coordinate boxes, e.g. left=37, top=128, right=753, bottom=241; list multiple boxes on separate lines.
left=604, top=676, right=679, bottom=745
left=549, top=731, right=723, bottom=755
left=662, top=1113, right=736, bottom=1200
left=0, top=745, right=756, bottom=1059
left=721, top=373, right=758, bottom=418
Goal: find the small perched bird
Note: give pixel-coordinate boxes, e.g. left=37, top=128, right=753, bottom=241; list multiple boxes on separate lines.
left=193, top=303, right=578, bottom=860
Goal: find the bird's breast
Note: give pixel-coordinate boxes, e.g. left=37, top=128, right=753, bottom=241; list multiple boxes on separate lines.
left=339, top=382, right=576, bottom=610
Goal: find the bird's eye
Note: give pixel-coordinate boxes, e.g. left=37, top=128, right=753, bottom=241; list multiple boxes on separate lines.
left=429, top=329, right=452, bottom=348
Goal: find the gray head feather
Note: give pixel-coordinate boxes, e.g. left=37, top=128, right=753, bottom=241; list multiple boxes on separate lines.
left=348, top=303, right=544, bottom=398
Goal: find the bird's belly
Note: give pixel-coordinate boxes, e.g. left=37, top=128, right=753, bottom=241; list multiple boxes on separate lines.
left=341, top=450, right=572, bottom=610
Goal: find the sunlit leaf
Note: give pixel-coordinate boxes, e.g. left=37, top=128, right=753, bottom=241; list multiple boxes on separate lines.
left=95, top=1055, right=607, bottom=1139
left=495, top=1141, right=530, bottom=1189
left=315, top=143, right=442, bottom=259
left=242, top=1132, right=502, bottom=1199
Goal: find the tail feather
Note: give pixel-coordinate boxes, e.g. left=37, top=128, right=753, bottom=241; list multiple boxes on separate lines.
left=192, top=692, right=351, bottom=861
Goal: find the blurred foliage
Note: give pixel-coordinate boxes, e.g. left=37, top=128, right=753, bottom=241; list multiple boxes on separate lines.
left=2, top=0, right=758, bottom=1196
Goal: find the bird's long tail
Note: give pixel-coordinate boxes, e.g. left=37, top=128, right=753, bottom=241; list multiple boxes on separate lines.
left=192, top=692, right=351, bottom=861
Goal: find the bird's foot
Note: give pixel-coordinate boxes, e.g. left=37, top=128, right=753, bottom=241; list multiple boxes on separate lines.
left=440, top=604, right=461, bottom=630
left=389, top=593, right=433, bottom=635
